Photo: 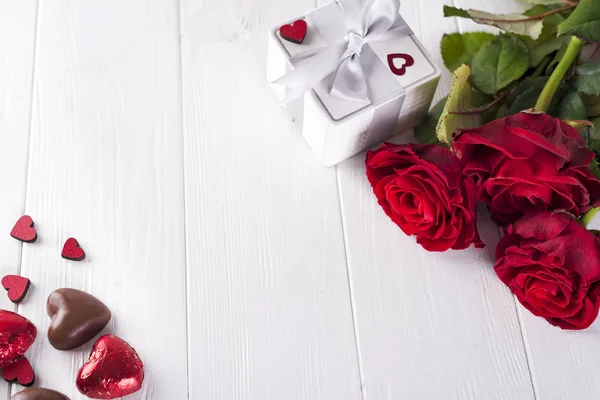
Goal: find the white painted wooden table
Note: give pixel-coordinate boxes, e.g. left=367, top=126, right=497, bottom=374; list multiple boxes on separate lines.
left=0, top=0, right=598, bottom=399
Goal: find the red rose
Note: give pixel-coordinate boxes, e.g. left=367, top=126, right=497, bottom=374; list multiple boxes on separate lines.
left=453, top=112, right=600, bottom=225
left=495, top=211, right=600, bottom=330
left=365, top=143, right=484, bottom=252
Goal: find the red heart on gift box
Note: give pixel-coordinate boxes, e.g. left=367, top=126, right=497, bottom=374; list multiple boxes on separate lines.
left=387, top=53, right=415, bottom=76
left=1, top=275, right=31, bottom=303
left=10, top=216, right=37, bottom=243
left=62, top=238, right=85, bottom=261
left=280, top=20, right=307, bottom=44
left=2, top=357, right=35, bottom=386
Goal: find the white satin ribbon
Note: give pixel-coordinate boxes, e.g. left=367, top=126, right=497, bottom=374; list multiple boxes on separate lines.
left=273, top=0, right=412, bottom=108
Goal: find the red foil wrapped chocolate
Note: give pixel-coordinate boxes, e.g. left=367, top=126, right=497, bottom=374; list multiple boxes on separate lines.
left=76, top=334, right=144, bottom=399
left=0, top=310, right=36, bottom=368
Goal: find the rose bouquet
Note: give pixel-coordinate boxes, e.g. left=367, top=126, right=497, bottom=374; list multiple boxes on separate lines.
left=366, top=0, right=600, bottom=330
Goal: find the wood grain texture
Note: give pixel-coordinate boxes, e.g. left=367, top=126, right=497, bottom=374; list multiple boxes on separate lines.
left=0, top=1, right=38, bottom=398
left=334, top=0, right=536, bottom=398
left=15, top=0, right=187, bottom=398
left=180, top=0, right=362, bottom=398
left=452, top=2, right=600, bottom=400
left=1, top=0, right=599, bottom=399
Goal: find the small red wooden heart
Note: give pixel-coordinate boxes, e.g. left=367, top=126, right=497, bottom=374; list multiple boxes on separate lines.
left=1, top=275, right=31, bottom=303
left=280, top=19, right=307, bottom=44
left=62, top=238, right=85, bottom=261
left=387, top=53, right=415, bottom=76
left=10, top=216, right=37, bottom=243
left=2, top=357, right=35, bottom=387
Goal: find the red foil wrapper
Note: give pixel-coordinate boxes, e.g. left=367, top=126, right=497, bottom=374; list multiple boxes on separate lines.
left=76, top=334, right=144, bottom=399
left=0, top=310, right=36, bottom=368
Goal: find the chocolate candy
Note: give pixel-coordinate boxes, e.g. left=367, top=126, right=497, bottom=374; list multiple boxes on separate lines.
left=77, top=334, right=144, bottom=399
left=47, top=289, right=111, bottom=350
left=10, top=387, right=69, bottom=400
left=0, top=310, right=37, bottom=368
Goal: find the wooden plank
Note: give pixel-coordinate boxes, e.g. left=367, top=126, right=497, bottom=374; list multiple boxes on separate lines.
left=179, top=0, right=362, bottom=399
left=0, top=1, right=38, bottom=398
left=453, top=1, right=600, bottom=398
left=15, top=1, right=187, bottom=398
left=335, top=0, right=536, bottom=398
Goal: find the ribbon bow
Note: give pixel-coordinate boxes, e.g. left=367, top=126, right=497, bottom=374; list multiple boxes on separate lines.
left=274, top=0, right=412, bottom=106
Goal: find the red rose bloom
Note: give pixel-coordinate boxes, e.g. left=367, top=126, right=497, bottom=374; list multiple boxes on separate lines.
left=365, top=142, right=484, bottom=252
left=495, top=211, right=600, bottom=330
left=453, top=112, right=600, bottom=225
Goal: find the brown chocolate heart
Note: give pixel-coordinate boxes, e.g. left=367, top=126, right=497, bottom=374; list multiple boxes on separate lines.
left=47, top=288, right=111, bottom=350
left=10, top=387, right=70, bottom=400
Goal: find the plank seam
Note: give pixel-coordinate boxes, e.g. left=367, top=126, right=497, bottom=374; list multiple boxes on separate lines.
left=451, top=0, right=538, bottom=397
left=335, top=167, right=366, bottom=400
left=453, top=0, right=538, bottom=395
left=12, top=0, right=41, bottom=396
left=513, top=296, right=539, bottom=400
left=16, top=0, right=40, bottom=286
left=176, top=0, right=191, bottom=398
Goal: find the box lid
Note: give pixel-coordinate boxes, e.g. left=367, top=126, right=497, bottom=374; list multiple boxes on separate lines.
left=272, top=3, right=438, bottom=122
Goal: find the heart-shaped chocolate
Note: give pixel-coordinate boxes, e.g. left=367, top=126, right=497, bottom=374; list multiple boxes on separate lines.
left=77, top=334, right=144, bottom=399
left=11, top=387, right=70, bottom=400
left=47, top=289, right=111, bottom=350
left=0, top=310, right=36, bottom=368
left=2, top=357, right=35, bottom=386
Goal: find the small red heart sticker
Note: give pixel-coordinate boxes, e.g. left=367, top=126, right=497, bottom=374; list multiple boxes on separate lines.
left=62, top=238, right=86, bottom=261
left=2, top=357, right=35, bottom=387
left=387, top=53, right=415, bottom=76
left=280, top=20, right=307, bottom=44
left=1, top=275, right=31, bottom=303
left=10, top=216, right=37, bottom=243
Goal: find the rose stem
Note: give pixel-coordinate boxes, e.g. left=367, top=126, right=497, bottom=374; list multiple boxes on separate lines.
left=582, top=208, right=599, bottom=228
left=534, top=36, right=585, bottom=113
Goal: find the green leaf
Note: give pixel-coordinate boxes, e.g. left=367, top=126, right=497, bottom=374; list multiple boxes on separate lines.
left=582, top=94, right=600, bottom=117
left=518, top=0, right=567, bottom=4
left=557, top=90, right=587, bottom=121
left=525, top=6, right=570, bottom=67
left=471, top=35, right=530, bottom=95
left=414, top=97, right=446, bottom=144
left=443, top=6, right=544, bottom=39
left=585, top=116, right=600, bottom=155
left=506, top=77, right=549, bottom=115
left=441, top=32, right=496, bottom=71
left=443, top=5, right=471, bottom=19
left=496, top=105, right=508, bottom=119
left=469, top=88, right=504, bottom=124
left=589, top=159, right=600, bottom=180
left=558, top=0, right=600, bottom=42
left=436, top=65, right=481, bottom=144
left=574, top=59, right=600, bottom=96
left=505, top=76, right=565, bottom=115
left=529, top=31, right=569, bottom=68
left=524, top=4, right=565, bottom=27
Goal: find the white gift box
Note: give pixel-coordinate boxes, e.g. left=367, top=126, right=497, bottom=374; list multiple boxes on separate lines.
left=267, top=2, right=440, bottom=166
